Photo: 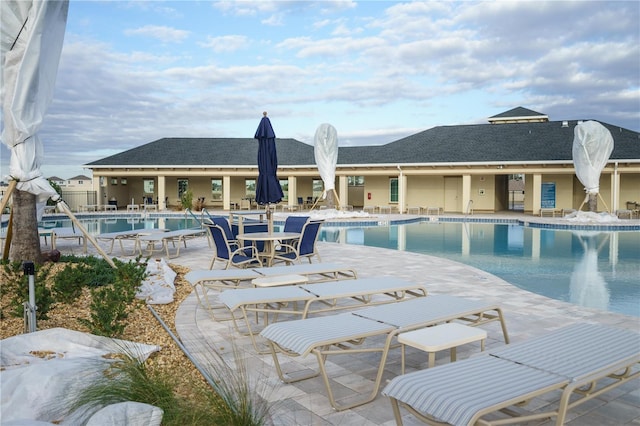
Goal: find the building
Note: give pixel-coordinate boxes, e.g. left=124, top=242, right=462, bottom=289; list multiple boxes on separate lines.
left=85, top=107, right=640, bottom=215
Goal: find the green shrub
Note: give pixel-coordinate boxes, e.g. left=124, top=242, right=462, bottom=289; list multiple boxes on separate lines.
left=60, top=255, right=116, bottom=286
left=180, top=189, right=193, bottom=210
left=2, top=261, right=55, bottom=320
left=52, top=263, right=90, bottom=304
left=78, top=257, right=147, bottom=337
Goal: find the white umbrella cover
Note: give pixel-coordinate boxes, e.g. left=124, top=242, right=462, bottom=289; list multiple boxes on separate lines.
left=1, top=0, right=69, bottom=219
left=572, top=120, right=614, bottom=195
left=313, top=123, right=338, bottom=195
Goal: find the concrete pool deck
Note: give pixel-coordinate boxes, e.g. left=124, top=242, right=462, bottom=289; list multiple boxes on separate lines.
left=42, top=213, right=640, bottom=424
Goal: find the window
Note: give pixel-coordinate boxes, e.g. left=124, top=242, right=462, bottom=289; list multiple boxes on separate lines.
left=143, top=179, right=155, bottom=194
left=77, top=180, right=83, bottom=185
left=279, top=179, right=288, bottom=201
left=389, top=178, right=398, bottom=203
left=120, top=178, right=127, bottom=185
left=177, top=179, right=189, bottom=198
left=348, top=176, right=364, bottom=186
left=245, top=179, right=256, bottom=198
left=312, top=179, right=324, bottom=199
left=111, top=178, right=118, bottom=185
left=211, top=178, right=222, bottom=200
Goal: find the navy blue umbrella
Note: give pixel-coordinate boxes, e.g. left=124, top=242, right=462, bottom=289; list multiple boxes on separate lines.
left=254, top=112, right=284, bottom=205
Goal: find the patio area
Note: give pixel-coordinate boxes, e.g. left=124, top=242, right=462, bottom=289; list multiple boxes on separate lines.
left=166, top=234, right=639, bottom=425
left=34, top=213, right=640, bottom=425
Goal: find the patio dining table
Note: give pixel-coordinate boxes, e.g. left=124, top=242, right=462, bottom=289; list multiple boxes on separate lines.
left=237, top=231, right=300, bottom=266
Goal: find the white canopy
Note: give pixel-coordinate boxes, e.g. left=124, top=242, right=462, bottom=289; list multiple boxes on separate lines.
left=572, top=120, right=614, bottom=195
left=1, top=0, right=69, bottom=218
left=313, top=123, right=338, bottom=192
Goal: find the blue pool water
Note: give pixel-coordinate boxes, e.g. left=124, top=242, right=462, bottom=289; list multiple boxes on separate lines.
left=319, top=222, right=640, bottom=317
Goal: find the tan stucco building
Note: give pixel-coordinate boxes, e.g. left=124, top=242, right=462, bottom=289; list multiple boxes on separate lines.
left=86, top=108, right=640, bottom=216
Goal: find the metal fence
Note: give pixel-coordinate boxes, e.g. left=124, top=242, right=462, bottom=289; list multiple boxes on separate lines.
left=61, top=190, right=97, bottom=212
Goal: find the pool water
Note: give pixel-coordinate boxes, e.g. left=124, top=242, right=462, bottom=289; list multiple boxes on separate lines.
left=320, top=222, right=640, bottom=317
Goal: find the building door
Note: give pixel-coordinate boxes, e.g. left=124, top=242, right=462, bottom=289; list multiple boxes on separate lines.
left=444, top=177, right=462, bottom=212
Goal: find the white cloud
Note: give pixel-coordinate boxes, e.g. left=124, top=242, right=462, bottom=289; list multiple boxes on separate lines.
left=199, top=35, right=250, bottom=53
left=124, top=25, right=190, bottom=43
left=2, top=1, right=638, bottom=180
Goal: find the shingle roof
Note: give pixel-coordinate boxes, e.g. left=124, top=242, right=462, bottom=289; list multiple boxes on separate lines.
left=339, top=120, right=638, bottom=164
left=86, top=120, right=639, bottom=168
left=87, top=137, right=316, bottom=167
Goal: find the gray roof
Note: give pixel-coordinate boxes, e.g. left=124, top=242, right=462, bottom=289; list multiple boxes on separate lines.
left=86, top=120, right=639, bottom=168
left=343, top=120, right=639, bottom=164
left=87, top=137, right=317, bottom=167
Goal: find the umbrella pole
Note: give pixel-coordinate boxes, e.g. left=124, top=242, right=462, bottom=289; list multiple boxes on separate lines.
left=57, top=201, right=117, bottom=268
left=266, top=204, right=274, bottom=233
left=0, top=180, right=17, bottom=216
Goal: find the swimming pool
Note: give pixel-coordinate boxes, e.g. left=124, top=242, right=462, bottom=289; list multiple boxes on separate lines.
left=320, top=222, right=640, bottom=317
left=32, top=215, right=639, bottom=317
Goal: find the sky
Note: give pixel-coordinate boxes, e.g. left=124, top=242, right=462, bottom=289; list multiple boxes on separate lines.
left=1, top=0, right=639, bottom=180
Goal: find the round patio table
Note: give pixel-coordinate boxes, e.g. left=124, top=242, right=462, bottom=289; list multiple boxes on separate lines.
left=237, top=231, right=300, bottom=266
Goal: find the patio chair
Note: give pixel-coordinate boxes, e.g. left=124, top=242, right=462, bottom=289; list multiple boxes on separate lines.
left=278, top=215, right=309, bottom=247
left=272, top=219, right=323, bottom=265
left=260, top=295, right=509, bottom=411
left=383, top=323, right=640, bottom=426
left=206, top=215, right=239, bottom=250
left=205, top=223, right=263, bottom=270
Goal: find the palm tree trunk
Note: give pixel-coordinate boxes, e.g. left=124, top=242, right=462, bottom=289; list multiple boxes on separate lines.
left=326, top=190, right=335, bottom=209
left=588, top=193, right=598, bottom=212
left=9, top=189, right=43, bottom=264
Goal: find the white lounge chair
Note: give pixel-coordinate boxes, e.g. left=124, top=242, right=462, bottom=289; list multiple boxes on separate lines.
left=260, top=295, right=509, bottom=411
left=383, top=323, right=640, bottom=426
left=219, top=277, right=428, bottom=352
left=254, top=262, right=357, bottom=283
left=51, top=227, right=87, bottom=253
left=184, top=262, right=358, bottom=294
left=95, top=229, right=166, bottom=255
left=137, top=228, right=206, bottom=258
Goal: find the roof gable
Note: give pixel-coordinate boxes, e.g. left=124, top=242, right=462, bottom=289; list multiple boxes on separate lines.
left=489, top=107, right=549, bottom=124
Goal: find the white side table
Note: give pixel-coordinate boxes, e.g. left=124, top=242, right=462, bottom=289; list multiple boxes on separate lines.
left=252, top=274, right=308, bottom=288
left=398, top=323, right=487, bottom=373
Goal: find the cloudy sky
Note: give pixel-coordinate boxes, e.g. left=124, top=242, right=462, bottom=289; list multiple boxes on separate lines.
left=2, top=0, right=639, bottom=180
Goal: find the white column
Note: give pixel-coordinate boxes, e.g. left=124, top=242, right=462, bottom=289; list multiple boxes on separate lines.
left=339, top=175, right=348, bottom=208
left=611, top=163, right=619, bottom=212
left=398, top=167, right=406, bottom=214
left=158, top=176, right=166, bottom=210
left=532, top=174, right=542, bottom=215
left=223, top=175, right=231, bottom=210
left=288, top=176, right=297, bottom=209
left=462, top=174, right=471, bottom=214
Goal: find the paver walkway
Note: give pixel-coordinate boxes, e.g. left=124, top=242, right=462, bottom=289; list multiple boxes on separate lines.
left=48, top=213, right=640, bottom=425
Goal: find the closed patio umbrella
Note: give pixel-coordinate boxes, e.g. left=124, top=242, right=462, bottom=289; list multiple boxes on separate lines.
left=254, top=112, right=283, bottom=231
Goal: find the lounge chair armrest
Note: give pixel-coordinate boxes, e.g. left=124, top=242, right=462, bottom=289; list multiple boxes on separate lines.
left=231, top=245, right=260, bottom=258
left=274, top=242, right=297, bottom=253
